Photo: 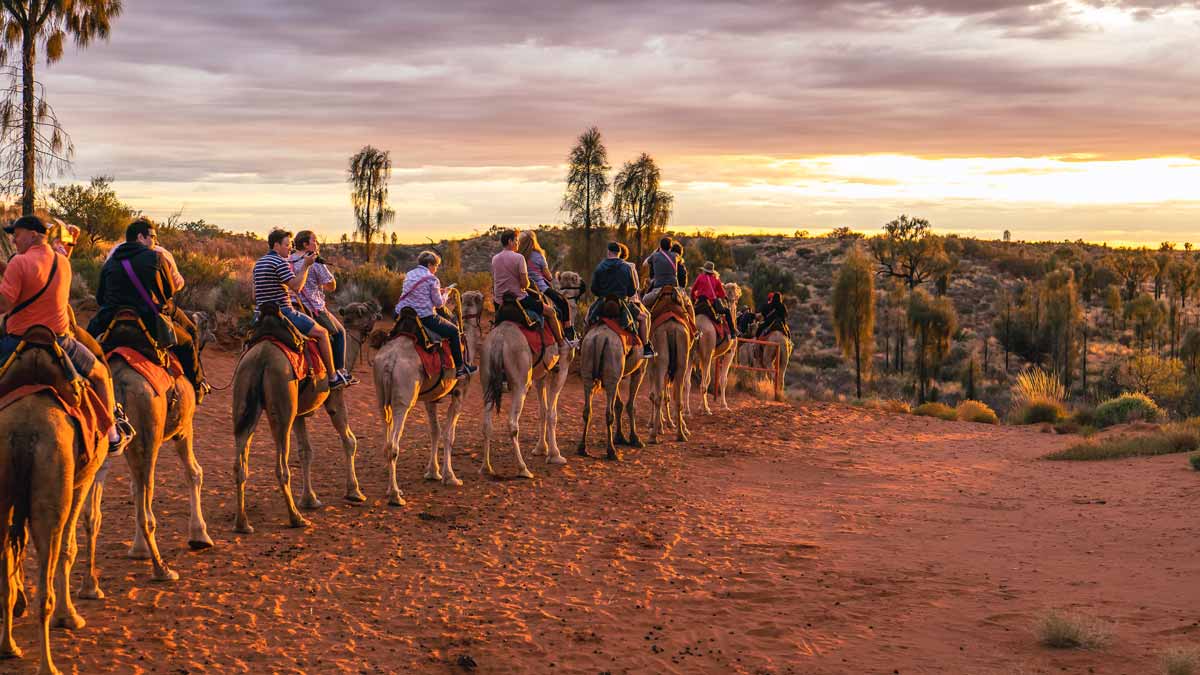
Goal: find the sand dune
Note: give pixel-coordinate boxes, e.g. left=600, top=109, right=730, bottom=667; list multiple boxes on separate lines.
left=12, top=349, right=1195, bottom=674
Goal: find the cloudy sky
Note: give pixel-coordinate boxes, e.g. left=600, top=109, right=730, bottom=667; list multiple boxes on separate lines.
left=39, top=0, right=1200, bottom=244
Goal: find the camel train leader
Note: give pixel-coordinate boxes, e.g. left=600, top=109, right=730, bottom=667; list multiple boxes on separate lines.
left=0, top=213, right=135, bottom=452
left=641, top=236, right=696, bottom=334
left=691, top=261, right=739, bottom=338
left=289, top=230, right=358, bottom=388
left=490, top=229, right=575, bottom=349
left=93, top=218, right=212, bottom=402
left=394, top=249, right=478, bottom=378
left=588, top=241, right=657, bottom=359
left=252, top=228, right=348, bottom=390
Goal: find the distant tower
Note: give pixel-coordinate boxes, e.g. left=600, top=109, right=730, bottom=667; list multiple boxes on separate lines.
left=1003, top=229, right=1011, bottom=242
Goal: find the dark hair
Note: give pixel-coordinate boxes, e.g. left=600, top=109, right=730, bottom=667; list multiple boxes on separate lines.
left=268, top=228, right=292, bottom=249
left=659, top=236, right=672, bottom=251
left=670, top=242, right=683, bottom=255
left=125, top=217, right=156, bottom=243
left=606, top=241, right=621, bottom=254
left=293, top=230, right=316, bottom=250
left=500, top=229, right=518, bottom=247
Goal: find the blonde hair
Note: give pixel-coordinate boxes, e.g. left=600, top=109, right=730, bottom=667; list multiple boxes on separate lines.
left=517, top=230, right=546, bottom=261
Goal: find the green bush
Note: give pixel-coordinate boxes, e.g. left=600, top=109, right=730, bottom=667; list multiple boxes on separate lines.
left=1015, top=400, right=1065, bottom=425
left=1190, top=455, right=1200, bottom=472
left=956, top=400, right=998, bottom=424
left=69, top=254, right=103, bottom=298
left=913, top=402, right=957, bottom=421
left=333, top=263, right=405, bottom=311
left=1094, top=392, right=1165, bottom=428
left=1046, top=424, right=1200, bottom=461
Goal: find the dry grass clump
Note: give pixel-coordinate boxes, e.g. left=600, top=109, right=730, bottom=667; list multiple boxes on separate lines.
left=1163, top=647, right=1200, bottom=675
left=857, top=398, right=911, bottom=414
left=1034, top=610, right=1112, bottom=649
left=956, top=400, right=998, bottom=424
left=1046, top=424, right=1200, bottom=461
left=913, top=402, right=957, bottom=421
left=1011, top=369, right=1068, bottom=425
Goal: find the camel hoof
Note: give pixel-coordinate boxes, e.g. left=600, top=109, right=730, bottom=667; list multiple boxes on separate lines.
left=152, top=568, right=181, bottom=583
left=628, top=436, right=645, bottom=449
left=0, top=644, right=23, bottom=659
left=300, top=496, right=324, bottom=510
left=234, top=522, right=254, bottom=535
left=443, top=476, right=463, bottom=487
left=344, top=491, right=367, bottom=503
left=530, top=447, right=545, bottom=456
left=79, top=586, right=104, bottom=600
left=517, top=468, right=534, bottom=479
left=547, top=454, right=567, bottom=465
left=288, top=516, right=311, bottom=529
left=52, top=611, right=86, bottom=631
left=423, top=471, right=442, bottom=482
left=605, top=450, right=622, bottom=462
left=388, top=495, right=407, bottom=507
left=188, top=537, right=214, bottom=551
left=127, top=546, right=152, bottom=561
left=576, top=446, right=588, bottom=457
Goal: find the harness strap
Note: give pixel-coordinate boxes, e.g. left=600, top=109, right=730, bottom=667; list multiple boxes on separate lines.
left=9, top=255, right=58, bottom=318
left=120, top=258, right=160, bottom=314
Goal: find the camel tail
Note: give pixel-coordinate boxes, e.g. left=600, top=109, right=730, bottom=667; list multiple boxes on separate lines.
left=483, top=345, right=505, bottom=409
left=667, top=329, right=678, bottom=382
left=4, top=429, right=35, bottom=553
left=232, top=356, right=265, bottom=438
left=591, top=338, right=606, bottom=384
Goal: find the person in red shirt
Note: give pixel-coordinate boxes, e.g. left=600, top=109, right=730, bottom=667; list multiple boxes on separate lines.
left=691, top=261, right=737, bottom=337
left=0, top=214, right=134, bottom=453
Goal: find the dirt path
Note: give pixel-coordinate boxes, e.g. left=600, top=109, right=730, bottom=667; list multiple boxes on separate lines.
left=14, top=349, right=1199, bottom=674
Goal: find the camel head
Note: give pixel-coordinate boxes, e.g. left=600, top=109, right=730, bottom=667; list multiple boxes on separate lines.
left=460, top=290, right=484, bottom=321
left=724, top=283, right=742, bottom=306
left=189, top=311, right=217, bottom=352
left=339, top=302, right=382, bottom=335
left=557, top=270, right=586, bottom=301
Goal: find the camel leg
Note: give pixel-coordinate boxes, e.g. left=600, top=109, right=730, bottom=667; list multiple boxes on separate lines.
left=324, top=392, right=365, bottom=503
left=441, top=393, right=464, bottom=487
left=509, top=381, right=534, bottom=479
left=674, top=371, right=690, bottom=442
left=699, top=350, right=714, bottom=415
left=604, top=383, right=620, bottom=460
left=718, top=351, right=734, bottom=411
left=384, top=392, right=416, bottom=506
left=423, top=400, right=443, bottom=482
left=626, top=369, right=646, bottom=449
left=264, top=405, right=307, bottom=529
left=51, top=456, right=100, bottom=631
left=294, top=417, right=323, bottom=511
left=78, top=476, right=104, bottom=600
left=544, top=369, right=567, bottom=465
left=233, top=424, right=256, bottom=534
left=132, top=447, right=178, bottom=582
left=531, top=381, right=548, bottom=457
left=28, top=455, right=68, bottom=675
left=0, top=524, right=19, bottom=659
left=480, top=395, right=498, bottom=477
left=577, top=380, right=594, bottom=457
left=649, top=383, right=663, bottom=444
left=174, top=433, right=214, bottom=550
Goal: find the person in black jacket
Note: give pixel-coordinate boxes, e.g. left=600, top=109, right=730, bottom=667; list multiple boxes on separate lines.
left=589, top=242, right=654, bottom=358
left=670, top=241, right=688, bottom=288
left=756, top=292, right=789, bottom=338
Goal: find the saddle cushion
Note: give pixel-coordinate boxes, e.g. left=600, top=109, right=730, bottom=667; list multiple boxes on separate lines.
left=517, top=323, right=556, bottom=366
left=695, top=299, right=730, bottom=345
left=495, top=296, right=538, bottom=329
left=601, top=317, right=638, bottom=355
left=414, top=339, right=453, bottom=380
left=108, top=346, right=183, bottom=398
left=249, top=304, right=306, bottom=352
left=263, top=337, right=327, bottom=382
left=0, top=383, right=110, bottom=477
left=389, top=309, right=436, bottom=350
left=651, top=305, right=692, bottom=334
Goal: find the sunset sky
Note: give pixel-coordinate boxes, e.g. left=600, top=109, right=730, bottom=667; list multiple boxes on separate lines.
left=43, top=0, right=1200, bottom=244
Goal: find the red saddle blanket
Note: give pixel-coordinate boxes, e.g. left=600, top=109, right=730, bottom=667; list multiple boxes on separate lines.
left=264, top=338, right=327, bottom=382
left=517, top=323, right=555, bottom=362
left=651, top=306, right=692, bottom=335
left=601, top=318, right=637, bottom=354
left=397, top=332, right=454, bottom=380
left=0, top=383, right=110, bottom=476
left=714, top=321, right=730, bottom=345
left=108, top=347, right=184, bottom=398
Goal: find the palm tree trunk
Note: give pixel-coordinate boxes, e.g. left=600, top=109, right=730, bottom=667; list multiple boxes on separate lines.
left=21, top=28, right=36, bottom=215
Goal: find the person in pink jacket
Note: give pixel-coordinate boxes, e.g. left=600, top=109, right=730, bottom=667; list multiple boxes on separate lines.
left=691, top=261, right=737, bottom=336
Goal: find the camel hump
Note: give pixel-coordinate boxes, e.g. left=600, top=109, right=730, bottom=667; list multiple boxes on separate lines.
left=0, top=334, right=81, bottom=408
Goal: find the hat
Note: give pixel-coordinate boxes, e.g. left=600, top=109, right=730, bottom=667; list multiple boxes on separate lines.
left=4, top=214, right=47, bottom=235
left=702, top=261, right=716, bottom=273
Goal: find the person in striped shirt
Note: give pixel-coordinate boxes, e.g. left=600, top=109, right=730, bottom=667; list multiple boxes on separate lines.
left=252, top=228, right=347, bottom=390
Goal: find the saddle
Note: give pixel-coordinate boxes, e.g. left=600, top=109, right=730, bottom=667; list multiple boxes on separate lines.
left=695, top=297, right=730, bottom=344
left=496, top=294, right=556, bottom=367
left=99, top=308, right=170, bottom=367
left=649, top=286, right=692, bottom=334
left=494, top=294, right=539, bottom=329
left=247, top=303, right=327, bottom=384
left=387, top=308, right=454, bottom=380
left=758, top=317, right=791, bottom=339
left=588, top=295, right=640, bottom=354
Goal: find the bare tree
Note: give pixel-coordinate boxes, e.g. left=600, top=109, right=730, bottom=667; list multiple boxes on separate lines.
left=347, top=145, right=394, bottom=261
left=611, top=153, right=672, bottom=261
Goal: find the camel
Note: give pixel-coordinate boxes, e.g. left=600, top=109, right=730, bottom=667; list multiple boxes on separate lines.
left=81, top=317, right=212, bottom=594
left=479, top=298, right=562, bottom=479
left=0, top=349, right=108, bottom=675
left=529, top=270, right=584, bottom=464
left=577, top=305, right=647, bottom=460
left=231, top=303, right=370, bottom=533
left=373, top=291, right=483, bottom=501
left=341, top=301, right=382, bottom=373
left=757, top=325, right=794, bottom=402
left=648, top=296, right=693, bottom=444
left=687, top=283, right=742, bottom=415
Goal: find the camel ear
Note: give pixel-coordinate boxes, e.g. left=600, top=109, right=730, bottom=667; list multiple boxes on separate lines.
left=338, top=306, right=347, bottom=317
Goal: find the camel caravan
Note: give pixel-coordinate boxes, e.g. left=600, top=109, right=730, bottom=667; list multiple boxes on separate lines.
left=0, top=218, right=792, bottom=674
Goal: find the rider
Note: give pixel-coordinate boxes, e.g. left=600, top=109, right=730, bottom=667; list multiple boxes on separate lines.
left=395, top=250, right=477, bottom=379
left=756, top=292, right=789, bottom=338
left=590, top=241, right=655, bottom=359
left=492, top=229, right=569, bottom=348
left=252, top=228, right=347, bottom=390
left=640, top=236, right=696, bottom=331
left=0, top=214, right=133, bottom=452
left=518, top=230, right=579, bottom=345
left=691, top=261, right=737, bottom=337
left=736, top=306, right=757, bottom=337
left=670, top=241, right=688, bottom=288
left=289, top=230, right=357, bottom=387
left=100, top=219, right=211, bottom=398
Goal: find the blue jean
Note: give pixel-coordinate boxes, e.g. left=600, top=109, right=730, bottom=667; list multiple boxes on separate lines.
left=0, top=334, right=95, bottom=379
left=312, top=308, right=346, bottom=372
left=420, top=315, right=464, bottom=369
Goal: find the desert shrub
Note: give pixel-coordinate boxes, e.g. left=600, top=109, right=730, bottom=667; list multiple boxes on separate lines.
left=333, top=263, right=405, bottom=311
left=1034, top=610, right=1111, bottom=649
left=1094, top=392, right=1164, bottom=428
left=858, top=398, right=911, bottom=414
left=1191, top=455, right=1200, bottom=471
left=913, top=402, right=957, bottom=421
left=69, top=254, right=103, bottom=298
left=1163, top=647, right=1200, bottom=675
left=956, top=400, right=998, bottom=424
left=800, top=352, right=842, bottom=370
left=748, top=260, right=796, bottom=308
left=1015, top=400, right=1065, bottom=425
left=1071, top=406, right=1097, bottom=428
left=1046, top=424, right=1200, bottom=461
left=1011, top=368, right=1067, bottom=424
left=732, top=244, right=757, bottom=267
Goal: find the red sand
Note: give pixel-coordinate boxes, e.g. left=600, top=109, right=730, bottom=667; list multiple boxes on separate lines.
left=14, top=349, right=1199, bottom=674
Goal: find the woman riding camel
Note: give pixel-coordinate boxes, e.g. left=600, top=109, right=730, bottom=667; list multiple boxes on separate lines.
left=395, top=250, right=477, bottom=379
left=289, top=230, right=357, bottom=387
left=517, top=230, right=578, bottom=345
left=691, top=261, right=737, bottom=337
left=756, top=291, right=789, bottom=338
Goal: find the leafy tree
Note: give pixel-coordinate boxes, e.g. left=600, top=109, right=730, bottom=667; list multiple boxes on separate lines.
left=48, top=175, right=132, bottom=247
left=1167, top=259, right=1196, bottom=354
left=1181, top=328, right=1200, bottom=376
left=347, top=145, right=394, bottom=261
left=1040, top=269, right=1082, bottom=387
left=1153, top=250, right=1172, bottom=300
left=1110, top=250, right=1153, bottom=301
left=748, top=259, right=795, bottom=308
left=908, top=288, right=957, bottom=403
left=389, top=231, right=398, bottom=246
left=831, top=246, right=875, bottom=398
left=611, top=153, right=672, bottom=261
left=828, top=226, right=863, bottom=240
left=561, top=126, right=609, bottom=269
left=1124, top=293, right=1165, bottom=352
left=0, top=0, right=120, bottom=214
left=1104, top=285, right=1123, bottom=333
left=695, top=233, right=734, bottom=271
left=870, top=215, right=947, bottom=290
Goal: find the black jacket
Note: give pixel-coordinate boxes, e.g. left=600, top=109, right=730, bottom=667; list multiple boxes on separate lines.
left=591, top=258, right=636, bottom=299
left=89, top=242, right=176, bottom=344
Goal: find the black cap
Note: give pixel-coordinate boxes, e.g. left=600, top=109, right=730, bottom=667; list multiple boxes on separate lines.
left=3, top=215, right=47, bottom=235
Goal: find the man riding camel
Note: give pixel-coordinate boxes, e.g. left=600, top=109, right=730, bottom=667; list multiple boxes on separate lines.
left=395, top=250, right=478, bottom=379
left=640, top=236, right=696, bottom=332
left=93, top=218, right=211, bottom=402
left=252, top=228, right=347, bottom=390
left=589, top=241, right=655, bottom=359
left=0, top=214, right=134, bottom=452
left=288, top=230, right=357, bottom=387
left=691, top=261, right=738, bottom=337
left=491, top=229, right=572, bottom=349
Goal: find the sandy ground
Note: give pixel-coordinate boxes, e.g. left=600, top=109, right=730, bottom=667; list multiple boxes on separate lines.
left=11, top=348, right=1200, bottom=674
